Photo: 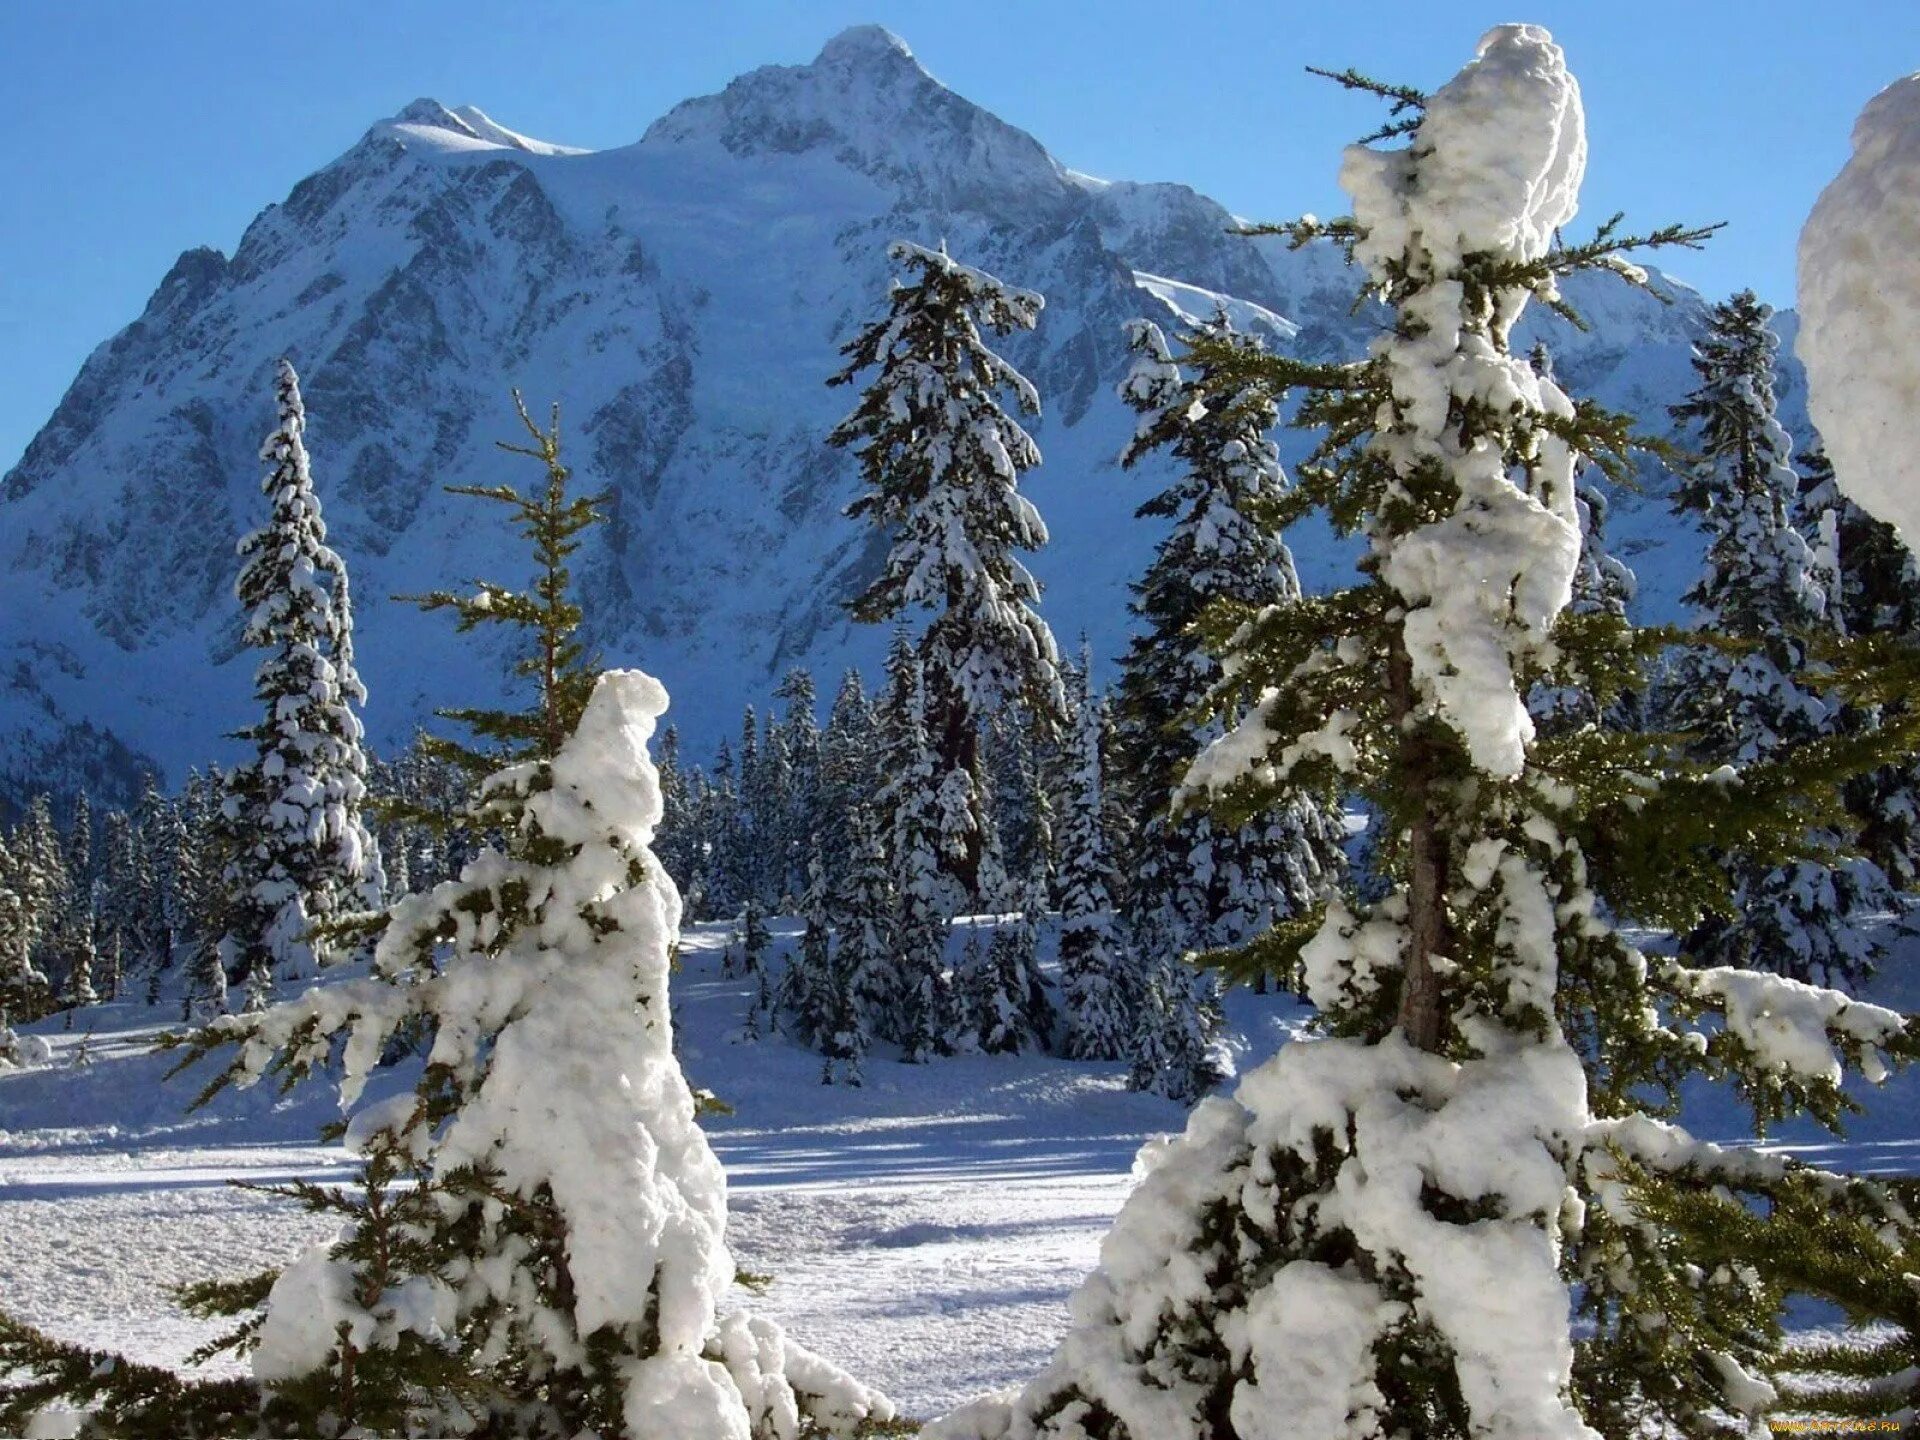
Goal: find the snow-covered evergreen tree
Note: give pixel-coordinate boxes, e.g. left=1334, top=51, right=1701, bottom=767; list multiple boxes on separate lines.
left=961, top=869, right=1053, bottom=1055
left=881, top=654, right=954, bottom=1062
left=775, top=667, right=823, bottom=902
left=1665, top=293, right=1895, bottom=985
left=222, top=359, right=381, bottom=987
left=837, top=804, right=896, bottom=1053
left=62, top=925, right=97, bottom=1012
left=129, top=776, right=177, bottom=989
left=778, top=845, right=837, bottom=1049
left=0, top=830, right=51, bottom=1023
left=1125, top=946, right=1225, bottom=1104
left=1798, top=443, right=1920, bottom=890
left=929, top=30, right=1919, bottom=1440
left=818, top=669, right=880, bottom=899
left=1055, top=675, right=1130, bottom=1061
left=1113, top=317, right=1343, bottom=963
left=13, top=398, right=895, bottom=1439
left=831, top=240, right=1067, bottom=895
left=736, top=895, right=774, bottom=1038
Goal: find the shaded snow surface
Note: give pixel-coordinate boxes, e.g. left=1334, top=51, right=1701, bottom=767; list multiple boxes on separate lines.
left=2, top=917, right=1915, bottom=1423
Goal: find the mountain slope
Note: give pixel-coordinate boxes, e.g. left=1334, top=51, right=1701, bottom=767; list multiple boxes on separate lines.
left=0, top=26, right=1764, bottom=802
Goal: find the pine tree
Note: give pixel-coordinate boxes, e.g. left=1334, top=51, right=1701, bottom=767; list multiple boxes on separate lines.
left=962, top=869, right=1054, bottom=1056
left=131, top=776, right=177, bottom=989
left=693, top=743, right=747, bottom=923
left=818, top=668, right=880, bottom=898
left=222, top=359, right=382, bottom=988
left=1664, top=293, right=1895, bottom=986
left=1799, top=443, right=1920, bottom=890
left=1125, top=948, right=1226, bottom=1104
left=651, top=724, right=698, bottom=893
left=181, top=930, right=229, bottom=1022
left=0, top=829, right=51, bottom=1023
left=1055, top=675, right=1130, bottom=1061
left=831, top=239, right=1067, bottom=895
left=882, top=656, right=954, bottom=1061
left=5, top=398, right=896, bottom=1439
left=838, top=804, right=896, bottom=1054
left=775, top=668, right=823, bottom=900
left=736, top=895, right=773, bottom=1038
left=17, top=798, right=63, bottom=985
left=62, top=924, right=98, bottom=1012
left=928, top=31, right=1920, bottom=1440
left=778, top=845, right=835, bottom=1048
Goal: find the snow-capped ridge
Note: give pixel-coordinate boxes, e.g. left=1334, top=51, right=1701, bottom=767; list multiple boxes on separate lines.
left=638, top=23, right=1070, bottom=212
left=380, top=97, right=585, bottom=156
left=1131, top=272, right=1300, bottom=343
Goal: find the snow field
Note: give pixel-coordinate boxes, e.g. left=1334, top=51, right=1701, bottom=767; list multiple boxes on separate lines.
left=1, top=916, right=1913, bottom=1422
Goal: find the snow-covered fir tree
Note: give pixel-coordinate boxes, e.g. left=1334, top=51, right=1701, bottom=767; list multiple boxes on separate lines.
left=881, top=653, right=954, bottom=1062
left=837, top=804, right=895, bottom=1059
left=1527, top=345, right=1643, bottom=734
left=777, top=845, right=838, bottom=1049
left=1664, top=293, right=1896, bottom=985
left=1798, top=443, right=1920, bottom=890
left=222, top=359, right=382, bottom=990
left=818, top=669, right=881, bottom=899
left=736, top=895, right=774, bottom=1038
left=929, top=29, right=1920, bottom=1440
left=1113, top=317, right=1343, bottom=965
left=1125, top=948, right=1225, bottom=1104
left=652, top=724, right=700, bottom=893
left=1055, top=671, right=1130, bottom=1061
left=130, top=776, right=178, bottom=988
left=774, top=667, right=823, bottom=901
left=961, top=868, right=1053, bottom=1055
left=831, top=239, right=1067, bottom=896
left=3, top=398, right=895, bottom=1440
left=0, top=829, right=51, bottom=1023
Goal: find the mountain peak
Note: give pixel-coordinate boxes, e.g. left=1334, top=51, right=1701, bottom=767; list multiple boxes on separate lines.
left=638, top=26, right=1067, bottom=217
left=380, top=98, right=585, bottom=156
left=814, top=24, right=916, bottom=67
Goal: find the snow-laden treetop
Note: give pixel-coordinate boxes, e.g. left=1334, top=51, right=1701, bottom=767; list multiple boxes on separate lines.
left=1799, top=71, right=1920, bottom=550
left=1353, top=23, right=1586, bottom=779
left=1345, top=24, right=1584, bottom=280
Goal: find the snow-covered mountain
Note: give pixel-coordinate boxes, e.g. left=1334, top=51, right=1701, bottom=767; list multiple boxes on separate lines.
left=0, top=25, right=1769, bottom=807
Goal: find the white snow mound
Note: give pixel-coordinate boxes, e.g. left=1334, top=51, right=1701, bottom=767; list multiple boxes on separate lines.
left=1799, top=72, right=1920, bottom=550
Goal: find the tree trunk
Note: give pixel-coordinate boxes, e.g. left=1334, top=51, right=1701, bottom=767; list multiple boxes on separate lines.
left=1388, top=635, right=1448, bottom=1053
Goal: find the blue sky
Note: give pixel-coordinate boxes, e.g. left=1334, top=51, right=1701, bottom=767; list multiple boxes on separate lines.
left=2, top=1, right=1914, bottom=472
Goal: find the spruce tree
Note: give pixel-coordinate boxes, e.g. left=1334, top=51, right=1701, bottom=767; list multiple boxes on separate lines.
left=1125, top=948, right=1225, bottom=1104
left=2, top=397, right=896, bottom=1440
left=1055, top=674, right=1130, bottom=1061
left=1799, top=443, right=1920, bottom=890
left=882, top=655, right=954, bottom=1061
left=21, top=797, right=65, bottom=986
left=838, top=804, right=897, bottom=1054
left=831, top=240, right=1067, bottom=895
left=927, top=29, right=1919, bottom=1440
left=1114, top=317, right=1343, bottom=962
left=1664, top=294, right=1895, bottom=986
left=222, top=359, right=382, bottom=987
left=736, top=895, right=773, bottom=1038
left=131, top=776, right=177, bottom=988
left=819, top=669, right=881, bottom=898
left=963, top=869, right=1054, bottom=1055
left=778, top=845, right=837, bottom=1048
left=0, top=829, right=51, bottom=1023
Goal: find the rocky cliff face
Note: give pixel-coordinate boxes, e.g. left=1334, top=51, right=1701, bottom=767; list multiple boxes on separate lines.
left=0, top=25, right=1771, bottom=806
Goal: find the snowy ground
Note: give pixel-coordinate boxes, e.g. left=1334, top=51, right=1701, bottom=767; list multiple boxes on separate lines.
left=1, top=919, right=1915, bottom=1422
